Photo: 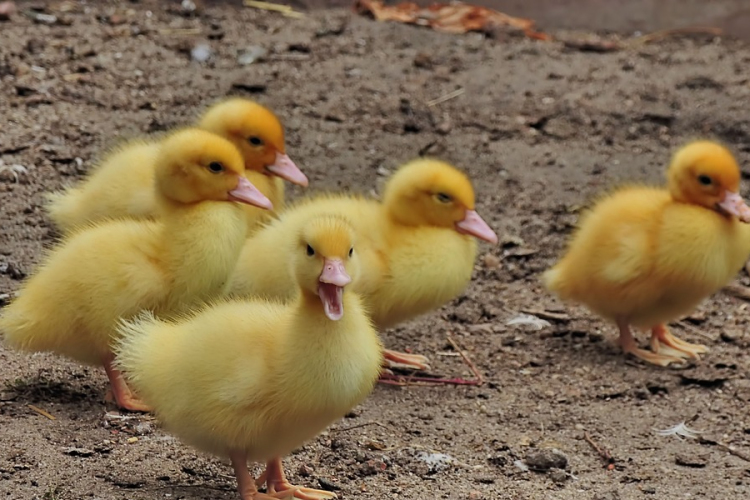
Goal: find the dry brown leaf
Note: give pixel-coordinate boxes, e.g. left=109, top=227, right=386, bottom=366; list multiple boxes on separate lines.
left=354, top=0, right=549, bottom=40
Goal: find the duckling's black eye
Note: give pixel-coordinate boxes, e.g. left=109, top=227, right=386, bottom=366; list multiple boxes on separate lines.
left=698, top=174, right=713, bottom=186
left=208, top=162, right=224, bottom=173
left=348, top=247, right=353, bottom=257
left=436, top=192, right=452, bottom=203
left=306, top=244, right=315, bottom=256
left=248, top=136, right=264, bottom=146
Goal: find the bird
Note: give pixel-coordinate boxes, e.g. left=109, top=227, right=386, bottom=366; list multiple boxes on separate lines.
left=0, top=129, right=272, bottom=411
left=45, top=98, right=305, bottom=234
left=229, top=158, right=498, bottom=377
left=114, top=215, right=383, bottom=500
left=543, top=140, right=750, bottom=366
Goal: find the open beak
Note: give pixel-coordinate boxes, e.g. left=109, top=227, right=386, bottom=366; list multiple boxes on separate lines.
left=455, top=210, right=499, bottom=244
left=266, top=152, right=308, bottom=187
left=717, top=190, right=750, bottom=223
left=228, top=176, right=273, bottom=210
left=317, top=258, right=351, bottom=321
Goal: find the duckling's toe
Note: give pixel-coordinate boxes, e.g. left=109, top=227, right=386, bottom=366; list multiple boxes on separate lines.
left=616, top=320, right=683, bottom=367
left=382, top=349, right=430, bottom=371
left=262, top=458, right=338, bottom=500
left=649, top=324, right=708, bottom=359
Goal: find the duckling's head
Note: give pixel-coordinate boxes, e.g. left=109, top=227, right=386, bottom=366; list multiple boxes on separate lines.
left=667, top=140, right=750, bottom=222
left=198, top=98, right=308, bottom=186
left=382, top=158, right=498, bottom=244
left=294, top=215, right=359, bottom=321
left=154, top=128, right=273, bottom=210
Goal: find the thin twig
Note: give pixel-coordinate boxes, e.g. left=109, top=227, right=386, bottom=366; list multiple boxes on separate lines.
left=378, top=373, right=481, bottom=386
left=583, top=432, right=615, bottom=470
left=723, top=283, right=750, bottom=301
left=447, top=333, right=484, bottom=386
left=157, top=28, right=202, bottom=36
left=520, top=308, right=571, bottom=322
left=700, top=438, right=750, bottom=463
left=28, top=404, right=56, bottom=420
left=674, top=321, right=715, bottom=341
left=332, top=421, right=394, bottom=434
left=426, top=88, right=464, bottom=107
left=629, top=26, right=723, bottom=46
left=718, top=443, right=750, bottom=463
left=244, top=0, right=305, bottom=18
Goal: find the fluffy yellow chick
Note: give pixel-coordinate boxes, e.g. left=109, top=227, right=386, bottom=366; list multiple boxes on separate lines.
left=46, top=98, right=305, bottom=234
left=0, top=129, right=272, bottom=411
left=229, top=158, right=498, bottom=374
left=114, top=215, right=382, bottom=500
left=544, top=140, right=750, bottom=366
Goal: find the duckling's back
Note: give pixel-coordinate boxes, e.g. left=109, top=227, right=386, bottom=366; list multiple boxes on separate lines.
left=45, top=140, right=160, bottom=233
left=544, top=186, right=750, bottom=326
left=0, top=220, right=164, bottom=365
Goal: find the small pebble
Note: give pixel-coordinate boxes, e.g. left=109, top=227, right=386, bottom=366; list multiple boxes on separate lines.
left=548, top=468, right=569, bottom=483
left=524, top=449, right=568, bottom=471
left=127, top=437, right=139, bottom=444
left=190, top=43, right=212, bottom=62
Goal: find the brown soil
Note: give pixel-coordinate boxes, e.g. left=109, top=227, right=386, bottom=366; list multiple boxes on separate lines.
left=2, top=1, right=750, bottom=499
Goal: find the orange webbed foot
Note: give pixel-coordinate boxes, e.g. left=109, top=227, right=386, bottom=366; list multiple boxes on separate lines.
left=262, top=458, right=337, bottom=500
left=103, top=355, right=152, bottom=412
left=382, top=348, right=430, bottom=371
left=650, top=324, right=708, bottom=360
left=616, top=320, right=683, bottom=367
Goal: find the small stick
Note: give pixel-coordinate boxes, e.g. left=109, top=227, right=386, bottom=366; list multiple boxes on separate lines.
left=520, top=308, right=571, bottom=322
left=244, top=0, right=305, bottom=18
left=333, top=421, right=394, bottom=433
left=379, top=373, right=482, bottom=386
left=427, top=88, right=464, bottom=107
left=629, top=26, right=723, bottom=46
left=701, top=438, right=750, bottom=463
left=28, top=404, right=56, bottom=420
left=157, top=28, right=202, bottom=36
left=674, top=321, right=715, bottom=341
left=447, top=333, right=484, bottom=386
left=583, top=432, right=615, bottom=470
left=718, top=443, right=750, bottom=463
left=723, top=283, right=750, bottom=301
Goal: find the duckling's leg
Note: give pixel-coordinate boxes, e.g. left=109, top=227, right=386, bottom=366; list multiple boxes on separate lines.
left=649, top=324, right=708, bottom=359
left=616, top=319, right=682, bottom=367
left=230, top=452, right=286, bottom=500
left=103, top=354, right=151, bottom=412
left=263, top=457, right=337, bottom=500
left=382, top=349, right=430, bottom=371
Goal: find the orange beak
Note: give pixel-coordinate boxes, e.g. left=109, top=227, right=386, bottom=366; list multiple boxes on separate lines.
left=455, top=210, right=499, bottom=244
left=718, top=191, right=750, bottom=223
left=228, top=176, right=273, bottom=210
left=266, top=152, right=308, bottom=187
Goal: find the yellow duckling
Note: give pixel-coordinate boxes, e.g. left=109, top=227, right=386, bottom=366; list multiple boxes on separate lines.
left=46, top=98, right=305, bottom=234
left=544, top=140, right=750, bottom=366
left=229, top=158, right=498, bottom=372
left=114, top=215, right=382, bottom=500
left=0, top=129, right=272, bottom=411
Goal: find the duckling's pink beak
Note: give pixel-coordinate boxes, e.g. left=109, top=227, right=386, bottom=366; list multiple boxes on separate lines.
left=318, top=258, right=351, bottom=321
left=266, top=152, right=308, bottom=187
left=228, top=176, right=274, bottom=210
left=455, top=210, right=499, bottom=244
left=718, top=191, right=750, bottom=223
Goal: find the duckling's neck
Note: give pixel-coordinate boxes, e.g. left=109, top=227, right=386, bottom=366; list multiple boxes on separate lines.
left=157, top=198, right=248, bottom=313
left=284, top=288, right=381, bottom=398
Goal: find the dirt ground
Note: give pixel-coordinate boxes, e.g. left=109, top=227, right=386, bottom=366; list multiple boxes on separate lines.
left=2, top=1, right=750, bottom=499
